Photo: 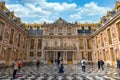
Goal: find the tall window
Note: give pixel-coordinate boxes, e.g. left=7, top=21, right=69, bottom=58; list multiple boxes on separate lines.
left=49, top=28, right=54, bottom=35
left=46, top=42, right=48, bottom=47
left=100, top=33, right=104, bottom=46
left=103, top=49, right=106, bottom=61
left=0, top=22, right=4, bottom=35
left=116, top=22, right=120, bottom=41
left=67, top=27, right=71, bottom=35
left=58, top=27, right=62, bottom=35
left=30, top=39, right=34, bottom=49
left=79, top=39, right=84, bottom=49
left=30, top=52, right=34, bottom=57
left=88, top=52, right=92, bottom=61
left=9, top=29, right=14, bottom=44
left=23, top=37, right=25, bottom=48
left=107, top=29, right=112, bottom=44
left=0, top=22, right=4, bottom=41
left=17, top=34, right=21, bottom=47
left=87, top=39, right=91, bottom=49
left=37, top=52, right=41, bottom=57
left=38, top=39, right=42, bottom=49
left=81, top=52, right=84, bottom=59
left=54, top=41, right=57, bottom=47
left=96, top=37, right=98, bottom=48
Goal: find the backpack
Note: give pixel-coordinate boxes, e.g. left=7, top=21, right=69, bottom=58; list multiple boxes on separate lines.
left=83, top=61, right=86, bottom=65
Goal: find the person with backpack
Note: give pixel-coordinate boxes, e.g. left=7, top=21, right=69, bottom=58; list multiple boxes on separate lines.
left=97, top=59, right=101, bottom=70
left=18, top=59, right=23, bottom=72
left=59, top=64, right=64, bottom=73
left=100, top=59, right=104, bottom=70
left=81, top=58, right=87, bottom=72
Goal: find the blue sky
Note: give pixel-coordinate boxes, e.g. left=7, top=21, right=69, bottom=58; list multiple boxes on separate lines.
left=0, top=0, right=117, bottom=23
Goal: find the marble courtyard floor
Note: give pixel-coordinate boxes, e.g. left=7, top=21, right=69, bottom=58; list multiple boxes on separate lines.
left=0, top=64, right=120, bottom=80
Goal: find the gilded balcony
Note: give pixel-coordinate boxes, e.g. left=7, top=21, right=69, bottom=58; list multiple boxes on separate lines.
left=44, top=46, right=77, bottom=50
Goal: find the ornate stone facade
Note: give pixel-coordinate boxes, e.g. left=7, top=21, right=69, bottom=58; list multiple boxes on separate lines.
left=0, top=1, right=120, bottom=66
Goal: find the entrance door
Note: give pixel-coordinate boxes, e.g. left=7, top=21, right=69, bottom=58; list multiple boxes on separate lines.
left=48, top=51, right=54, bottom=64
left=110, top=48, right=115, bottom=66
left=6, top=48, right=11, bottom=66
left=67, top=51, right=73, bottom=64
left=58, top=52, right=63, bottom=61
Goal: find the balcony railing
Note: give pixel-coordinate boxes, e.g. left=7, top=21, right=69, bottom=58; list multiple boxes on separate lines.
left=58, top=33, right=63, bottom=35
left=49, top=33, right=54, bottom=35
left=44, top=46, right=77, bottom=50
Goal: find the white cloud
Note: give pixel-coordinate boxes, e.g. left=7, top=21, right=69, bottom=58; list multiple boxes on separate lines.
left=6, top=0, right=77, bottom=23
left=70, top=2, right=111, bottom=19
left=70, top=12, right=82, bottom=19
left=34, top=18, right=53, bottom=23
left=23, top=0, right=46, bottom=4
left=5, top=1, right=112, bottom=23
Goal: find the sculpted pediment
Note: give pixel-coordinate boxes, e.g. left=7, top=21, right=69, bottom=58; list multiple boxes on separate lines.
left=54, top=18, right=67, bottom=25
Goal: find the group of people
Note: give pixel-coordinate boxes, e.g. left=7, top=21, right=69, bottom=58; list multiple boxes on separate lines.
left=97, top=59, right=104, bottom=70
left=81, top=58, right=105, bottom=72
left=13, top=59, right=23, bottom=79
left=12, top=58, right=105, bottom=78
left=36, top=58, right=64, bottom=73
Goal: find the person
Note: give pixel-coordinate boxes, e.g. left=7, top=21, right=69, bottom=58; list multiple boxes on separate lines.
left=97, top=59, right=101, bottom=70
left=13, top=59, right=18, bottom=79
left=59, top=64, right=64, bottom=73
left=116, top=59, right=120, bottom=69
left=81, top=58, right=87, bottom=72
left=18, top=59, right=23, bottom=72
left=57, top=59, right=60, bottom=66
left=36, top=59, right=40, bottom=69
left=117, top=59, right=119, bottom=69
left=100, top=59, right=104, bottom=70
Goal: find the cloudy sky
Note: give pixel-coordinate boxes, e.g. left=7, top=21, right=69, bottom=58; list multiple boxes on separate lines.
left=0, top=0, right=117, bottom=23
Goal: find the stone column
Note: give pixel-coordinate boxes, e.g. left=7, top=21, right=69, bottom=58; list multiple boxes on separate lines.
left=54, top=51, right=56, bottom=62
left=64, top=51, right=67, bottom=64
left=44, top=51, right=47, bottom=64
left=63, top=51, right=65, bottom=64
left=72, top=51, right=74, bottom=64
left=66, top=51, right=68, bottom=64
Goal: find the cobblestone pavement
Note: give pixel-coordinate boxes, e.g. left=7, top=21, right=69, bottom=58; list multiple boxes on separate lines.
left=0, top=64, right=120, bottom=80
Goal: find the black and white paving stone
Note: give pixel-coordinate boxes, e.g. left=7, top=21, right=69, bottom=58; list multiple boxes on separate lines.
left=0, top=64, right=120, bottom=80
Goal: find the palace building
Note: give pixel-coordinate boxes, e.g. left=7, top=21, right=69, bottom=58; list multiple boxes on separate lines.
left=0, top=1, right=120, bottom=66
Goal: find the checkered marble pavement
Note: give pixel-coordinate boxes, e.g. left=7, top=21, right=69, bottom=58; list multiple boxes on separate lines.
left=0, top=64, right=120, bottom=80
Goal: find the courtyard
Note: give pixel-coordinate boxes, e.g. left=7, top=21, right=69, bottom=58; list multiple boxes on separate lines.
left=0, top=64, right=120, bottom=80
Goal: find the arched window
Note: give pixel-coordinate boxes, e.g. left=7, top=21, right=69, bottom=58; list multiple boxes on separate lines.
left=54, top=41, right=57, bottom=47
left=67, top=27, right=71, bottom=35
left=0, top=22, right=4, bottom=35
left=50, top=28, right=54, bottom=35
left=58, top=27, right=62, bottom=35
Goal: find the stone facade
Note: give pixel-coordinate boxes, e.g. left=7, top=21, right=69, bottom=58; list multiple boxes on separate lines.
left=0, top=1, right=120, bottom=66
left=91, top=1, right=120, bottom=66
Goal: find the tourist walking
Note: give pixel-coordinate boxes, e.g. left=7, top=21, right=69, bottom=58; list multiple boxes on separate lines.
left=97, top=59, right=101, bottom=70
left=13, top=59, right=18, bottom=79
left=116, top=59, right=120, bottom=69
left=98, top=59, right=104, bottom=70
left=18, top=59, right=23, bottom=72
left=36, top=59, right=40, bottom=69
left=100, top=59, right=104, bottom=70
left=57, top=59, right=60, bottom=66
left=81, top=58, right=87, bottom=72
